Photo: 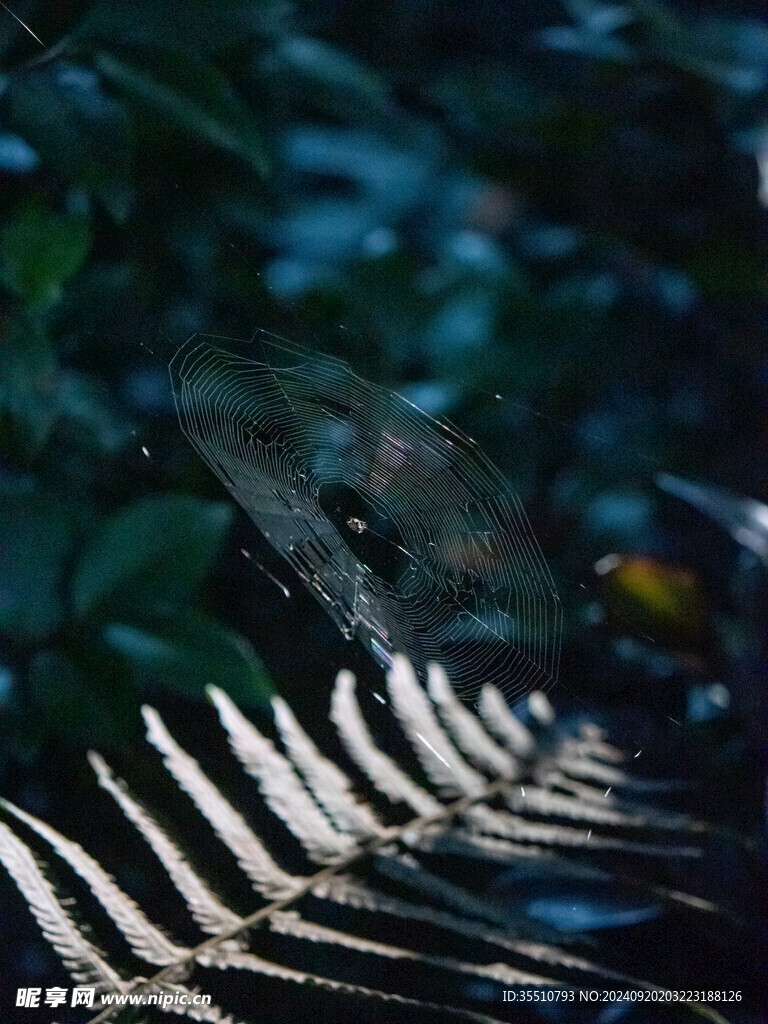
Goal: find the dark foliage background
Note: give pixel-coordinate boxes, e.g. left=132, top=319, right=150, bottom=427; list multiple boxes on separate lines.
left=0, top=0, right=764, bottom=1021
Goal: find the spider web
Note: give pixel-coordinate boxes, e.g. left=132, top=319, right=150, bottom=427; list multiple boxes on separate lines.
left=169, top=333, right=561, bottom=702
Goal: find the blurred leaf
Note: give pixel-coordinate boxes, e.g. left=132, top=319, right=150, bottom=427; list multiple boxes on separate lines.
left=104, top=613, right=274, bottom=706
left=74, top=0, right=252, bottom=54
left=429, top=69, right=549, bottom=143
left=0, top=312, right=58, bottom=452
left=276, top=36, right=388, bottom=107
left=71, top=494, right=233, bottom=618
left=0, top=492, right=78, bottom=641
left=27, top=649, right=89, bottom=734
left=541, top=25, right=634, bottom=62
left=583, top=489, right=654, bottom=542
left=57, top=370, right=132, bottom=453
left=0, top=205, right=91, bottom=309
left=94, top=50, right=269, bottom=176
left=0, top=664, right=12, bottom=706
left=687, top=241, right=767, bottom=299
left=686, top=681, right=731, bottom=723
left=561, top=2, right=635, bottom=34
left=5, top=64, right=133, bottom=221
left=0, top=133, right=39, bottom=173
left=526, top=891, right=659, bottom=932
left=599, top=555, right=707, bottom=644
left=657, top=472, right=768, bottom=565
left=27, top=647, right=139, bottom=746
left=650, top=11, right=768, bottom=93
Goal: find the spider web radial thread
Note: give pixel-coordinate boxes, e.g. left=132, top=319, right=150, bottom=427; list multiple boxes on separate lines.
left=169, top=333, right=561, bottom=702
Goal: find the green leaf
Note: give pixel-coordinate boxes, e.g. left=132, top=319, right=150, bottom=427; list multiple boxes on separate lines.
left=94, top=50, right=269, bottom=176
left=0, top=492, right=78, bottom=641
left=0, top=312, right=58, bottom=452
left=71, top=494, right=233, bottom=619
left=0, top=205, right=91, bottom=309
left=104, top=613, right=274, bottom=705
left=27, top=646, right=140, bottom=746
left=5, top=64, right=133, bottom=222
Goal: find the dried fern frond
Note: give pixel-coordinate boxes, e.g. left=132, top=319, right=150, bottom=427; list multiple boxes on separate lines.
left=0, top=823, right=125, bottom=992
left=1, top=657, right=738, bottom=1024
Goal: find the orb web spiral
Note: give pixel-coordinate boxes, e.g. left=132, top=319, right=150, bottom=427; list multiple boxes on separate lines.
left=169, top=334, right=561, bottom=702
